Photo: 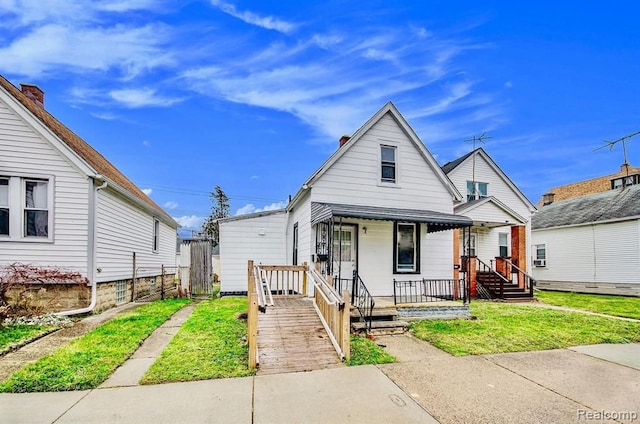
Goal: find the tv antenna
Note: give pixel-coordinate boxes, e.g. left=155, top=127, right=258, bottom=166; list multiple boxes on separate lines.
left=464, top=132, right=493, bottom=196
left=594, top=131, right=639, bottom=174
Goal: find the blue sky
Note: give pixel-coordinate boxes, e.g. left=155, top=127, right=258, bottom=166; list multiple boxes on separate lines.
left=1, top=1, right=638, bottom=236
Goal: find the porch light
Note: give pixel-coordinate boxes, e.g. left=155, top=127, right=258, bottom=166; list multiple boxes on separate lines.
left=362, top=226, right=367, bottom=234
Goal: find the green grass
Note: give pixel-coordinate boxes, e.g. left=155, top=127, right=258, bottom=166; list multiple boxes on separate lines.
left=0, top=299, right=189, bottom=392
left=348, top=335, right=395, bottom=366
left=141, top=297, right=253, bottom=384
left=0, top=325, right=57, bottom=355
left=536, top=291, right=640, bottom=320
left=410, top=301, right=640, bottom=356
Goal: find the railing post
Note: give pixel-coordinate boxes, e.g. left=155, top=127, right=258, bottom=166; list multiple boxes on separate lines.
left=342, top=290, right=350, bottom=363
left=302, top=262, right=308, bottom=295
left=248, top=290, right=258, bottom=370
left=247, top=260, right=254, bottom=294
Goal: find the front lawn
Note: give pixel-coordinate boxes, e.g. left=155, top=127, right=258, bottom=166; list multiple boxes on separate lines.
left=348, top=335, right=395, bottom=366
left=410, top=301, right=640, bottom=356
left=0, top=299, right=189, bottom=392
left=0, top=325, right=56, bottom=355
left=141, top=297, right=253, bottom=384
left=536, top=291, right=640, bottom=320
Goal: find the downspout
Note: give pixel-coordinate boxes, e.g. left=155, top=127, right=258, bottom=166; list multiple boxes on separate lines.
left=57, top=176, right=107, bottom=316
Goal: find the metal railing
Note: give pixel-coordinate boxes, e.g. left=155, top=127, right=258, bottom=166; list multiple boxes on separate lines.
left=502, top=258, right=536, bottom=298
left=308, top=268, right=350, bottom=361
left=351, top=271, right=375, bottom=333
left=393, top=278, right=466, bottom=305
left=476, top=257, right=510, bottom=299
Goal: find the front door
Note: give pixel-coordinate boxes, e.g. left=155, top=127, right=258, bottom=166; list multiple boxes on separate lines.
left=332, top=226, right=357, bottom=283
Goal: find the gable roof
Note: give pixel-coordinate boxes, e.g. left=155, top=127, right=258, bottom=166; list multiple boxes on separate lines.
left=441, top=147, right=536, bottom=212
left=0, top=75, right=176, bottom=227
left=454, top=196, right=527, bottom=224
left=288, top=102, right=463, bottom=209
left=532, top=184, right=640, bottom=230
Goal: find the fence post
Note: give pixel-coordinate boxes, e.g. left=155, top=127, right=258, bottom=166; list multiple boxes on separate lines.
left=247, top=260, right=254, bottom=294
left=248, top=289, right=258, bottom=369
left=161, top=264, right=165, bottom=300
left=302, top=262, right=308, bottom=295
left=131, top=252, right=137, bottom=302
left=342, top=290, right=350, bottom=362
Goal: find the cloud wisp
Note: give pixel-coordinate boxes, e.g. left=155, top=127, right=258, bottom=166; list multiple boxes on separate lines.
left=210, top=0, right=297, bottom=34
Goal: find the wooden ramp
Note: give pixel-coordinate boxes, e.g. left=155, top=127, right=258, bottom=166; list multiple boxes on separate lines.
left=256, top=295, right=344, bottom=375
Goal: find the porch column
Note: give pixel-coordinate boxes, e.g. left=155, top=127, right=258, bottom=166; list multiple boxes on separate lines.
left=452, top=228, right=460, bottom=280
left=469, top=256, right=477, bottom=298
left=511, top=226, right=527, bottom=287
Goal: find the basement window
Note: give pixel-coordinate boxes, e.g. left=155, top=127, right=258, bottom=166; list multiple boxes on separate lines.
left=116, top=280, right=127, bottom=304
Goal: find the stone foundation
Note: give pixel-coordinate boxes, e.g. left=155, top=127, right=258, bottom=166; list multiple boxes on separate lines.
left=4, top=273, right=178, bottom=315
left=396, top=305, right=470, bottom=320
left=536, top=280, right=640, bottom=297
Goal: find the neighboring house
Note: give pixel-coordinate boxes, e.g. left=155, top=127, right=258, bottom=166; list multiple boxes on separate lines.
left=0, top=75, right=178, bottom=313
left=532, top=181, right=640, bottom=297
left=219, top=102, right=472, bottom=296
left=442, top=148, right=537, bottom=278
left=536, top=163, right=640, bottom=206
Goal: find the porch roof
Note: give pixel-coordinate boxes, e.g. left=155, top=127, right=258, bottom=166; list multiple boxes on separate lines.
left=310, top=202, right=472, bottom=232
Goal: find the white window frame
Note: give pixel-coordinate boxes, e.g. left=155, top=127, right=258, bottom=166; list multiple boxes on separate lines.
left=466, top=181, right=488, bottom=201
left=0, top=174, right=54, bottom=242
left=380, top=144, right=398, bottom=185
left=533, top=244, right=546, bottom=267
left=498, top=232, right=509, bottom=258
left=152, top=218, right=160, bottom=253
left=394, top=222, right=420, bottom=273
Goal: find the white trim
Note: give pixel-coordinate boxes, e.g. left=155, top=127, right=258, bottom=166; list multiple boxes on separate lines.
left=455, top=196, right=527, bottom=224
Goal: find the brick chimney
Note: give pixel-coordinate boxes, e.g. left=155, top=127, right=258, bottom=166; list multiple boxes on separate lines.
left=621, top=162, right=631, bottom=173
left=20, top=84, right=44, bottom=109
left=542, top=192, right=555, bottom=206
left=339, top=134, right=351, bottom=147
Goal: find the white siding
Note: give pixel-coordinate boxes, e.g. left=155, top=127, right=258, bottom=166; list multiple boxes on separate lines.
left=467, top=201, right=522, bottom=224
left=287, top=190, right=312, bottom=269
left=219, top=211, right=287, bottom=293
left=312, top=113, right=453, bottom=213
left=0, top=99, right=90, bottom=275
left=95, top=187, right=176, bottom=282
left=532, top=220, right=640, bottom=284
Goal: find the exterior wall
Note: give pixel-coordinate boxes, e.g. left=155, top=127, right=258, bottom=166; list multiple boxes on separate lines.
left=0, top=98, right=90, bottom=276
left=95, top=274, right=178, bottom=312
left=311, top=113, right=454, bottom=212
left=537, top=165, right=640, bottom=206
left=219, top=211, right=287, bottom=293
left=532, top=219, right=640, bottom=295
left=95, top=187, right=176, bottom=283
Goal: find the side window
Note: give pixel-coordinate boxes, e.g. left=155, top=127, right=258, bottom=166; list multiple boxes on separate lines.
left=292, top=222, right=299, bottom=265
left=533, top=244, right=546, bottom=267
left=153, top=218, right=160, bottom=252
left=24, top=179, right=49, bottom=238
left=381, top=145, right=397, bottom=183
left=394, top=222, right=420, bottom=273
left=466, top=181, right=488, bottom=201
left=0, top=178, right=9, bottom=236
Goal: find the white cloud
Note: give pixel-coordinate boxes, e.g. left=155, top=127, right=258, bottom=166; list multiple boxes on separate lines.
left=141, top=188, right=153, bottom=196
left=163, top=200, right=178, bottom=210
left=235, top=201, right=288, bottom=216
left=90, top=112, right=119, bottom=121
left=142, top=140, right=151, bottom=147
left=108, top=88, right=184, bottom=108
left=505, top=81, right=513, bottom=88
left=174, top=215, right=206, bottom=230
left=210, top=0, right=297, bottom=34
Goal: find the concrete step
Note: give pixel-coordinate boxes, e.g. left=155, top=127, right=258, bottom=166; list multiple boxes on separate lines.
left=351, top=320, right=408, bottom=336
left=350, top=308, right=399, bottom=321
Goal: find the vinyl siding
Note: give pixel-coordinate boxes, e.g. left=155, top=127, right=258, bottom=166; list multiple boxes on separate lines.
left=0, top=99, right=90, bottom=275
left=95, top=187, right=176, bottom=282
left=532, top=219, right=640, bottom=284
left=311, top=113, right=453, bottom=213
left=287, top=190, right=311, bottom=265
left=219, top=211, right=287, bottom=293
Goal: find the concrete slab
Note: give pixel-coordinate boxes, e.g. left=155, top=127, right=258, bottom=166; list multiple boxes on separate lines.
left=0, top=391, right=90, bottom=424
left=378, top=334, right=602, bottom=424
left=99, top=358, right=156, bottom=388
left=569, top=343, right=640, bottom=370
left=254, top=365, right=437, bottom=424
left=486, top=349, right=640, bottom=417
left=57, top=378, right=253, bottom=424
left=131, top=327, right=180, bottom=359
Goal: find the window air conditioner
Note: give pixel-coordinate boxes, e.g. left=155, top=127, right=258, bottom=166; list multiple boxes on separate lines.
left=533, top=259, right=546, bottom=267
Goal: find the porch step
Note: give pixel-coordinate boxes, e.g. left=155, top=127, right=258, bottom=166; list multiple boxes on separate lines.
left=350, top=307, right=398, bottom=322
left=351, top=320, right=408, bottom=336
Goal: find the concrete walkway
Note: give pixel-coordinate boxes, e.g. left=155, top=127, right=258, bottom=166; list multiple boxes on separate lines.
left=0, top=365, right=437, bottom=424
left=377, top=334, right=640, bottom=424
left=100, top=304, right=196, bottom=388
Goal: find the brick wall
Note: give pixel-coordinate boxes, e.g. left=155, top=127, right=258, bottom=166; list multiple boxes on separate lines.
left=536, top=165, right=640, bottom=206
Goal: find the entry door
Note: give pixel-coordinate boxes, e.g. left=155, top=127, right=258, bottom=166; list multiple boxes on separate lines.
left=332, top=226, right=357, bottom=281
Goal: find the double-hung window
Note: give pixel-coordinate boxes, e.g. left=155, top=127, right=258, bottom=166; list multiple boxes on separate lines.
left=381, top=145, right=397, bottom=183
left=394, top=222, right=420, bottom=273
left=152, top=218, right=160, bottom=252
left=0, top=175, right=52, bottom=240
left=498, top=233, right=509, bottom=257
left=466, top=181, right=488, bottom=201
left=533, top=244, right=546, bottom=267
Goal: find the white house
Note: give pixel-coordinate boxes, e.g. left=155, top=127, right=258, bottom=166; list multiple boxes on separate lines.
left=219, top=102, right=472, bottom=297
left=532, top=184, right=640, bottom=296
left=0, top=75, right=178, bottom=313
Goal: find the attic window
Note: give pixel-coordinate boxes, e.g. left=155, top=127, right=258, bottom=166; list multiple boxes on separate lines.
left=467, top=181, right=488, bottom=201
left=611, top=174, right=639, bottom=189
left=381, top=145, right=396, bottom=183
